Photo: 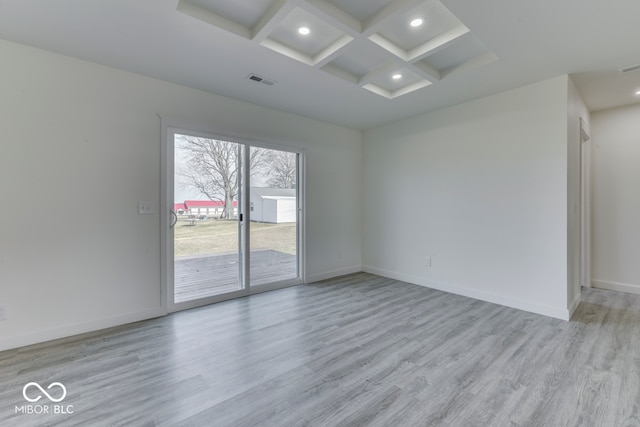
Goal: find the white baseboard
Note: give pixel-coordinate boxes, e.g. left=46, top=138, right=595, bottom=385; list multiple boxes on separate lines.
left=568, top=292, right=582, bottom=320
left=0, top=306, right=167, bottom=352
left=592, top=279, right=640, bottom=295
left=363, top=265, right=570, bottom=321
left=306, top=265, right=362, bottom=284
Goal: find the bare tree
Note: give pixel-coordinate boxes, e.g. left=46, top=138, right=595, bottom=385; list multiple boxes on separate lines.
left=266, top=150, right=297, bottom=189
left=178, top=136, right=265, bottom=219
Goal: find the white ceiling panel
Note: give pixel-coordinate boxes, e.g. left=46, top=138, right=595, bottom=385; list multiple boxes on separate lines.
left=369, top=67, right=424, bottom=92
left=267, top=7, right=345, bottom=58
left=324, top=40, right=390, bottom=78
left=375, top=1, right=462, bottom=52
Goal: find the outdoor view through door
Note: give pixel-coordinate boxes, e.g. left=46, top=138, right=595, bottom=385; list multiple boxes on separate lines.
left=171, top=132, right=301, bottom=306
left=249, top=147, right=298, bottom=287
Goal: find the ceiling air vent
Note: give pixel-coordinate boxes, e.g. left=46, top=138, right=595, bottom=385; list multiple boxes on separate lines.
left=247, top=73, right=275, bottom=86
left=617, top=64, right=640, bottom=74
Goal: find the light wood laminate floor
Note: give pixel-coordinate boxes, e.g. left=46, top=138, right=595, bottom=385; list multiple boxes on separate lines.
left=1, top=272, right=639, bottom=426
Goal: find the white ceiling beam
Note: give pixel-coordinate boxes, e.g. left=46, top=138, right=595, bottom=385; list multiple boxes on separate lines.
left=358, top=62, right=399, bottom=86
left=368, top=34, right=408, bottom=61
left=359, top=62, right=435, bottom=94
left=362, top=84, right=393, bottom=99
left=251, top=0, right=295, bottom=43
left=362, top=0, right=426, bottom=37
left=176, top=0, right=251, bottom=39
left=320, top=64, right=359, bottom=84
left=312, top=35, right=354, bottom=68
left=409, top=61, right=441, bottom=81
left=358, top=62, right=400, bottom=87
left=407, top=25, right=470, bottom=62
left=260, top=39, right=313, bottom=66
left=390, top=80, right=431, bottom=99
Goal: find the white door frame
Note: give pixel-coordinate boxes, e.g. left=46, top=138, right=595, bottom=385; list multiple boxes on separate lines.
left=580, top=117, right=592, bottom=288
left=160, top=119, right=306, bottom=313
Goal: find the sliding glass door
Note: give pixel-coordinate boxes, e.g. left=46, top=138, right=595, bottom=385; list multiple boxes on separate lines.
left=172, top=134, right=244, bottom=303
left=249, top=147, right=299, bottom=287
left=164, top=127, right=303, bottom=311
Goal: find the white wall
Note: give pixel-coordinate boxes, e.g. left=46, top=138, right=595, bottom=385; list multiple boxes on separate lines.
left=0, top=39, right=362, bottom=351
left=591, top=103, right=640, bottom=294
left=567, top=78, right=590, bottom=314
left=363, top=76, right=571, bottom=319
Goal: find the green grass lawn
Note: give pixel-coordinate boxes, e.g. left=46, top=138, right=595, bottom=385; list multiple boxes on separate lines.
left=174, top=218, right=296, bottom=258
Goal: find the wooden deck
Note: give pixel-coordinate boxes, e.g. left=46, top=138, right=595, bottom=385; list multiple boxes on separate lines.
left=174, top=249, right=297, bottom=303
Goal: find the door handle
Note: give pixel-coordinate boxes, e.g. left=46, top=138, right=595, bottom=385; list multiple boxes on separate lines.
left=170, top=210, right=178, bottom=229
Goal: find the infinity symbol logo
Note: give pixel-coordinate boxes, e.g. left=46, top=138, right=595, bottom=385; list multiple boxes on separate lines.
left=22, top=382, right=67, bottom=403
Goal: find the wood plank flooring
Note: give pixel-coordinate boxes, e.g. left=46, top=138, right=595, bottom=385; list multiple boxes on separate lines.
left=1, top=272, right=640, bottom=426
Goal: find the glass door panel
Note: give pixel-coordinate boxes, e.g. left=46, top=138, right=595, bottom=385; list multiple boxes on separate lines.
left=249, top=147, right=299, bottom=287
left=173, top=134, right=243, bottom=303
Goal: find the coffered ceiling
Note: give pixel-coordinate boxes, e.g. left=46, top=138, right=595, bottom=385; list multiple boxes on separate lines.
left=177, top=0, right=496, bottom=99
left=0, top=0, right=639, bottom=129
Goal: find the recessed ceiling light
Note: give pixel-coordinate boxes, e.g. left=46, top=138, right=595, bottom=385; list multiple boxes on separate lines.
left=410, top=18, right=424, bottom=27
left=635, top=90, right=640, bottom=95
left=392, top=74, right=403, bottom=80
left=298, top=27, right=310, bottom=35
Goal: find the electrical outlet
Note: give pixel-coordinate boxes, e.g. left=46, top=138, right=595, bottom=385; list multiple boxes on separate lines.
left=0, top=305, right=8, bottom=321
left=426, top=257, right=432, bottom=267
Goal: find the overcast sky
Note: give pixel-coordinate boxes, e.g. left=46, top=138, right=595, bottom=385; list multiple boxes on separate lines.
left=174, top=144, right=204, bottom=203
